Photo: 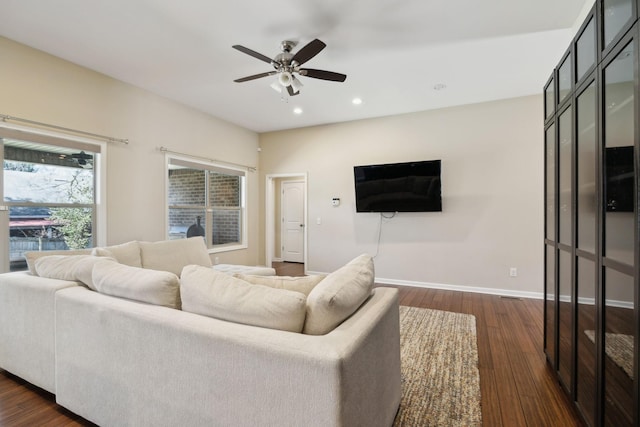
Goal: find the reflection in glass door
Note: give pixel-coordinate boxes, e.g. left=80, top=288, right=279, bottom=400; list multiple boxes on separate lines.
left=602, top=38, right=635, bottom=427
left=575, top=80, right=597, bottom=426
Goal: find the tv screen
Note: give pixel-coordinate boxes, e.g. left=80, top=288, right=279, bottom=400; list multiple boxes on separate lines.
left=605, top=146, right=634, bottom=212
left=354, top=160, right=442, bottom=212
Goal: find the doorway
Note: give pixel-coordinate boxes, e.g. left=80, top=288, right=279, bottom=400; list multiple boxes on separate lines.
left=265, top=173, right=307, bottom=271
left=281, top=180, right=304, bottom=262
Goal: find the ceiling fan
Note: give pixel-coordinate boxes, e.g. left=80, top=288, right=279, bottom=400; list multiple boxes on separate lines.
left=70, top=151, right=93, bottom=168
left=232, top=39, right=347, bottom=96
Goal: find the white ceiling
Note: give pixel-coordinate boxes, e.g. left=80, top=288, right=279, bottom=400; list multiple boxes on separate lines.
left=0, top=0, right=590, bottom=133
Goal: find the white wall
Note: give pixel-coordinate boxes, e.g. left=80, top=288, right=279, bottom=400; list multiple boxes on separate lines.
left=259, top=95, right=544, bottom=296
left=0, top=37, right=261, bottom=266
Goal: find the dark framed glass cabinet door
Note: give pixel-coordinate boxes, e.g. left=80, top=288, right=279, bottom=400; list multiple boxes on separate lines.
left=601, top=36, right=635, bottom=427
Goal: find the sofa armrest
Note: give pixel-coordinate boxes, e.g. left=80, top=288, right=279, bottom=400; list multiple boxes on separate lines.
left=54, top=286, right=400, bottom=427
left=0, top=272, right=79, bottom=393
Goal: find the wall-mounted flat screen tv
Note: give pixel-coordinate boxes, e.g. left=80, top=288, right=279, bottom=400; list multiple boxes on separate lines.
left=354, top=160, right=442, bottom=212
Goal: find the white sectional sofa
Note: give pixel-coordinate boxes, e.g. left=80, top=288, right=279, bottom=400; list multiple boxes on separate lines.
left=0, top=237, right=401, bottom=427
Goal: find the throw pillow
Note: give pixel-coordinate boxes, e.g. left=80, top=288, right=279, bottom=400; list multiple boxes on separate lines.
left=181, top=265, right=307, bottom=333
left=139, top=237, right=212, bottom=277
left=234, top=274, right=324, bottom=297
left=24, top=248, right=92, bottom=276
left=34, top=254, right=116, bottom=290
left=92, top=259, right=181, bottom=309
left=303, top=254, right=375, bottom=335
left=91, top=240, right=142, bottom=267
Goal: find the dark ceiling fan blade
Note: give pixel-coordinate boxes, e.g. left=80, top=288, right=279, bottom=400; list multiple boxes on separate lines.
left=232, top=45, right=274, bottom=64
left=286, top=85, right=299, bottom=96
left=298, top=68, right=347, bottom=82
left=234, top=71, right=277, bottom=83
left=291, top=39, right=326, bottom=65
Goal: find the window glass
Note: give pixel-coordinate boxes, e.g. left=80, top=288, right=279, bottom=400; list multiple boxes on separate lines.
left=167, top=158, right=246, bottom=250
left=3, top=139, right=97, bottom=271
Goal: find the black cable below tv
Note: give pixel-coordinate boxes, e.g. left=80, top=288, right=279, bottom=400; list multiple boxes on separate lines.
left=354, top=160, right=442, bottom=213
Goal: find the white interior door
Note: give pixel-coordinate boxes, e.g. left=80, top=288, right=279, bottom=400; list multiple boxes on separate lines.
left=281, top=181, right=304, bottom=263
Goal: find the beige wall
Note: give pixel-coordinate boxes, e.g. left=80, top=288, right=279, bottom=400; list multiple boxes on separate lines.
left=0, top=37, right=261, bottom=266
left=1, top=36, right=547, bottom=293
left=259, top=95, right=544, bottom=296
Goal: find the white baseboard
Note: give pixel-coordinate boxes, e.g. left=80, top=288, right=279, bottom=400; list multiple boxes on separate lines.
left=272, top=257, right=283, bottom=262
left=306, top=270, right=544, bottom=300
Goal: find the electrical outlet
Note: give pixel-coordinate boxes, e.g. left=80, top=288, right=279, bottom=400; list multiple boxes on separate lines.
left=509, top=267, right=517, bottom=277
left=214, top=257, right=220, bottom=265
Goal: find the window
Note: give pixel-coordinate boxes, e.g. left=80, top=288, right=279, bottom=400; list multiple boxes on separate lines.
left=167, top=156, right=247, bottom=252
left=0, top=126, right=105, bottom=272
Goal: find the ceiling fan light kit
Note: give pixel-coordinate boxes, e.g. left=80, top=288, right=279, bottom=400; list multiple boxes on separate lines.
left=232, top=38, right=346, bottom=96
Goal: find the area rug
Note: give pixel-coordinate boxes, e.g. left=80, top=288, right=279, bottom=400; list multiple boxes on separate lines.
left=394, top=306, right=482, bottom=427
left=584, top=330, right=633, bottom=378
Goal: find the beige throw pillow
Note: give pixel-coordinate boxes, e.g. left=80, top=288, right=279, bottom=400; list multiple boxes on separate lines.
left=139, top=237, right=212, bottom=276
left=303, top=254, right=375, bottom=335
left=92, top=259, right=181, bottom=309
left=181, top=265, right=307, bottom=333
left=235, top=274, right=324, bottom=297
left=34, top=254, right=115, bottom=290
left=91, top=240, right=142, bottom=267
left=24, top=249, right=92, bottom=275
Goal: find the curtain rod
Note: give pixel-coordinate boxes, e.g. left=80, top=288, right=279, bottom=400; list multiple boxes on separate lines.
left=0, top=114, right=129, bottom=144
left=158, top=146, right=256, bottom=172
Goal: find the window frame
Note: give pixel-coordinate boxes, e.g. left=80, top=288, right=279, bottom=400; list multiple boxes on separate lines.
left=0, top=122, right=107, bottom=272
left=165, top=154, right=248, bottom=253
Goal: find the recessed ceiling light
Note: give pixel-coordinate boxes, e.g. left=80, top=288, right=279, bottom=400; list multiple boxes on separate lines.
left=352, top=97, right=363, bottom=105
left=433, top=83, right=447, bottom=91
left=293, top=107, right=303, bottom=115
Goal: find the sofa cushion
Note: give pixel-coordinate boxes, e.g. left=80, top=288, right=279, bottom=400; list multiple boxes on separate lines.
left=91, top=241, right=142, bottom=267
left=24, top=249, right=92, bottom=275
left=235, top=274, right=324, bottom=297
left=139, top=237, right=211, bottom=277
left=303, top=254, right=375, bottom=335
left=92, top=260, right=181, bottom=309
left=33, top=254, right=115, bottom=290
left=181, top=265, right=307, bottom=333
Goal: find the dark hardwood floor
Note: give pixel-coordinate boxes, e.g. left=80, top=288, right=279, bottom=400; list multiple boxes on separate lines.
left=0, top=261, right=583, bottom=426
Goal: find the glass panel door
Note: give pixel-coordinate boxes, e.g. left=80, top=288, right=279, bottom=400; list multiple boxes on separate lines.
left=558, top=55, right=572, bottom=105
left=577, top=82, right=597, bottom=253
left=559, top=107, right=573, bottom=245
left=545, top=77, right=555, bottom=120
left=603, top=268, right=634, bottom=426
left=558, top=250, right=573, bottom=389
left=603, top=41, right=634, bottom=265
left=603, top=0, right=633, bottom=50
left=601, top=37, right=635, bottom=427
left=577, top=17, right=596, bottom=82
left=545, top=244, right=557, bottom=365
left=576, top=258, right=597, bottom=426
left=546, top=123, right=556, bottom=240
